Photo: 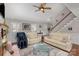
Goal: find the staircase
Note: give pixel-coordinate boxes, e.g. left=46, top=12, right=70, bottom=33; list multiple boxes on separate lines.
left=57, top=17, right=78, bottom=32
left=51, top=13, right=76, bottom=32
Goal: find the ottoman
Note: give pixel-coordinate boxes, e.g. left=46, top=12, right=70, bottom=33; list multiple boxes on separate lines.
left=33, top=43, right=50, bottom=56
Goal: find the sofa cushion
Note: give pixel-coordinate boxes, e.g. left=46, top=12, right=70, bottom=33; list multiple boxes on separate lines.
left=27, top=32, right=41, bottom=45
left=48, top=33, right=69, bottom=42
left=44, top=37, right=66, bottom=46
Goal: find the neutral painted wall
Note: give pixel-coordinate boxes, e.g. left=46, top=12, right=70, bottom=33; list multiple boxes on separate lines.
left=58, top=18, right=79, bottom=45
left=7, top=19, right=48, bottom=42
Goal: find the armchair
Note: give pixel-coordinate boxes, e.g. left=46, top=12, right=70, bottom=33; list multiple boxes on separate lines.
left=27, top=32, right=41, bottom=45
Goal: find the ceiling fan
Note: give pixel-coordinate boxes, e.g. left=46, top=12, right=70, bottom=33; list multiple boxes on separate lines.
left=33, top=3, right=51, bottom=13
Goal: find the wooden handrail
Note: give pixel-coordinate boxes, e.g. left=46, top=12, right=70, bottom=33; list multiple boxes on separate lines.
left=51, top=12, right=72, bottom=31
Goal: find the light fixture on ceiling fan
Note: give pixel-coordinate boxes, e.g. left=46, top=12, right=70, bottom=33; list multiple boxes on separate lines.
left=33, top=3, right=51, bottom=13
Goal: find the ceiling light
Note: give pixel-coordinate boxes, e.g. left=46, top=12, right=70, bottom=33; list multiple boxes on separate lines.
left=33, top=3, right=51, bottom=13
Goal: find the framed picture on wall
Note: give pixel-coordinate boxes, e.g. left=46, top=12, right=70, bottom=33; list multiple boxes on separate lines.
left=22, top=23, right=31, bottom=31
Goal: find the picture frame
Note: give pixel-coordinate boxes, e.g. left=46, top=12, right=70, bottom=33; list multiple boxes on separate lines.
left=22, top=23, right=31, bottom=31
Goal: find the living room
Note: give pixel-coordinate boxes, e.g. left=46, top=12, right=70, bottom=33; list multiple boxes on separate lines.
left=0, top=3, right=79, bottom=56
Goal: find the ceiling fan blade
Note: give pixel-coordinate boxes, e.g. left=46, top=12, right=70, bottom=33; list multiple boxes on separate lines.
left=40, top=3, right=46, bottom=7
left=42, top=3, right=46, bottom=6
left=33, top=5, right=39, bottom=8
left=43, top=10, right=45, bottom=13
left=45, top=7, right=51, bottom=9
left=35, top=9, right=40, bottom=12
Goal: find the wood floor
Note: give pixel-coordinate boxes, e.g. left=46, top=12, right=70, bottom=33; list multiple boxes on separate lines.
left=69, top=44, right=79, bottom=56
left=0, top=48, right=3, bottom=56
left=12, top=42, right=79, bottom=56
left=1, top=42, right=79, bottom=56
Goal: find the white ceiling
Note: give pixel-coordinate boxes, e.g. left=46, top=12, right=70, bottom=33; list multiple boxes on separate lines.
left=5, top=3, right=66, bottom=23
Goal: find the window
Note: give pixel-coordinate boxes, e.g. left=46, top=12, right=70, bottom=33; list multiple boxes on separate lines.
left=11, top=23, right=20, bottom=32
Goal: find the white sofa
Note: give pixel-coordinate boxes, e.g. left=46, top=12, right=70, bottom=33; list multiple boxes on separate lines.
left=44, top=32, right=72, bottom=52
left=27, top=32, right=41, bottom=45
